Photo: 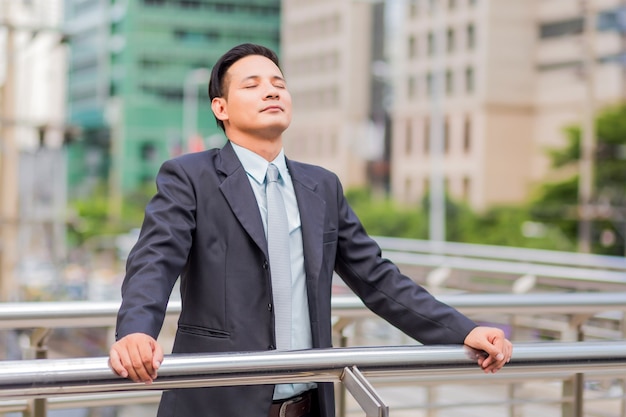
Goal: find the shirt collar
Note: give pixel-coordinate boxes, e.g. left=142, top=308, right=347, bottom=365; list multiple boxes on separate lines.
left=230, top=141, right=288, bottom=184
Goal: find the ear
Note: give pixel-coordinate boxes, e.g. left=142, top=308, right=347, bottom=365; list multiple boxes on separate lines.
left=211, top=97, right=229, bottom=123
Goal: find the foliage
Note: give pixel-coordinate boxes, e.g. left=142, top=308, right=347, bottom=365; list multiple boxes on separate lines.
left=531, top=102, right=626, bottom=255
left=346, top=189, right=574, bottom=251
left=346, top=188, right=428, bottom=238
left=67, top=181, right=154, bottom=249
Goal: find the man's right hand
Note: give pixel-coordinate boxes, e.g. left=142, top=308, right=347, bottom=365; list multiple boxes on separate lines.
left=109, top=333, right=164, bottom=383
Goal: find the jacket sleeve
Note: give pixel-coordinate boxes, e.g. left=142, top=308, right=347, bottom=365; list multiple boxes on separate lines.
left=115, top=158, right=197, bottom=340
left=332, top=178, right=476, bottom=345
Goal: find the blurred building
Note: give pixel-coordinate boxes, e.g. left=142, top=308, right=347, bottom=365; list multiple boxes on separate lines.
left=534, top=0, right=626, bottom=183
left=391, top=0, right=626, bottom=211
left=281, top=0, right=389, bottom=189
left=63, top=0, right=281, bottom=197
left=0, top=0, right=67, bottom=300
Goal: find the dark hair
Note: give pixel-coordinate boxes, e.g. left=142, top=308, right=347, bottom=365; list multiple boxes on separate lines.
left=208, top=43, right=281, bottom=132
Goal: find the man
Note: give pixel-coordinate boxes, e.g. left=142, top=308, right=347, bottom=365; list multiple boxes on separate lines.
left=109, top=43, right=512, bottom=417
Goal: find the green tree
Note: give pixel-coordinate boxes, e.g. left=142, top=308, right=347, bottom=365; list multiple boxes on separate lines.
left=67, top=182, right=155, bottom=249
left=531, top=103, right=626, bottom=255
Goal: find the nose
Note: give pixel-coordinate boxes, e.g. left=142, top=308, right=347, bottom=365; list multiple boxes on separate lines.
left=263, top=81, right=280, bottom=99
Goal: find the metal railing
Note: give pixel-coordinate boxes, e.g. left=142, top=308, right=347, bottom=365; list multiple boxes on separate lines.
left=374, top=237, right=626, bottom=292
left=1, top=292, right=626, bottom=416
left=1, top=342, right=626, bottom=417
left=1, top=291, right=626, bottom=330
left=374, top=236, right=626, bottom=271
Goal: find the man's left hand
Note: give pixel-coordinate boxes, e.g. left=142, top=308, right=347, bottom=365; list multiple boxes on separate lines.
left=463, top=326, right=512, bottom=373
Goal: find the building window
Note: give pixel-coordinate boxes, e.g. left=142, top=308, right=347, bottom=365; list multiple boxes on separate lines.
left=427, top=32, right=435, bottom=55
left=467, top=23, right=475, bottom=50
left=447, top=28, right=455, bottom=53
left=406, top=119, right=413, bottom=155
left=408, top=35, right=417, bottom=59
left=426, top=72, right=434, bottom=96
left=465, top=67, right=475, bottom=93
left=463, top=116, right=472, bottom=153
left=539, top=18, right=584, bottom=39
left=445, top=69, right=454, bottom=95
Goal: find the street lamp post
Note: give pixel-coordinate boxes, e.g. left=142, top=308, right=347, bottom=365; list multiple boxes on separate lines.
left=182, top=68, right=211, bottom=149
left=578, top=0, right=597, bottom=254
left=429, top=1, right=447, bottom=251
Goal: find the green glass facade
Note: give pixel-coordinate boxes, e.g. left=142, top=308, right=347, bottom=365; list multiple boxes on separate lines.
left=64, top=0, right=280, bottom=195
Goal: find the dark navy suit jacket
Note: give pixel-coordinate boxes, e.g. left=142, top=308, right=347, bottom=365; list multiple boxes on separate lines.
left=115, top=141, right=476, bottom=417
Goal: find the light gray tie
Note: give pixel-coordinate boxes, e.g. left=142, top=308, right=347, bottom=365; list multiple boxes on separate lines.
left=266, top=163, right=292, bottom=350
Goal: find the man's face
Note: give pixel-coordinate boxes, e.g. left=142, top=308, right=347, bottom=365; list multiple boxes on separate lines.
left=214, top=54, right=292, bottom=140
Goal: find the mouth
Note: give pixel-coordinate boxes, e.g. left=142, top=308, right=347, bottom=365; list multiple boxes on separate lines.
left=261, top=105, right=283, bottom=112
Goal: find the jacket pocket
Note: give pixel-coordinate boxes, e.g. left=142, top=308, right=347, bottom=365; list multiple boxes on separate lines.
left=178, top=324, right=230, bottom=339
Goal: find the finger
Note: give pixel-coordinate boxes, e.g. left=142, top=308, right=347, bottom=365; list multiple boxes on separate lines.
left=121, top=344, right=145, bottom=383
left=485, top=349, right=509, bottom=373
left=108, top=348, right=128, bottom=378
left=132, top=341, right=157, bottom=383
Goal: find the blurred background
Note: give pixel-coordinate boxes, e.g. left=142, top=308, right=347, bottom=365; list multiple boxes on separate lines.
left=1, top=1, right=626, bottom=416
left=0, top=0, right=625, bottom=294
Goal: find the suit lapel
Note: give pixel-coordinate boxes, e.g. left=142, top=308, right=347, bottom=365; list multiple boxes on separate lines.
left=217, top=142, right=268, bottom=257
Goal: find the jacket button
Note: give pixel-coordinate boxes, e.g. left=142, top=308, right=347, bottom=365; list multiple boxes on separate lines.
left=267, top=303, right=272, bottom=311
left=263, top=261, right=268, bottom=269
left=268, top=344, right=275, bottom=350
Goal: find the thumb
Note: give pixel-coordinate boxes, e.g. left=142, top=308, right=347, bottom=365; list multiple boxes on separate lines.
left=481, top=339, right=504, bottom=361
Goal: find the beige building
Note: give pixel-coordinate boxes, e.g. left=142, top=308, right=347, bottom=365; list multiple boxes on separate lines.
left=281, top=0, right=380, bottom=187
left=392, top=0, right=626, bottom=210
left=281, top=0, right=625, bottom=209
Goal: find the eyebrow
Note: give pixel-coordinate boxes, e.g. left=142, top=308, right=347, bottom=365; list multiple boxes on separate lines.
left=240, top=75, right=286, bottom=83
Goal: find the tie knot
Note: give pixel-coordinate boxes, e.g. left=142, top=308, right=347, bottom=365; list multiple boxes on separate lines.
left=267, top=163, right=280, bottom=183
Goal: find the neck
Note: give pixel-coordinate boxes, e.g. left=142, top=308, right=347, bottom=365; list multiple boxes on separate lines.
left=227, top=131, right=283, bottom=162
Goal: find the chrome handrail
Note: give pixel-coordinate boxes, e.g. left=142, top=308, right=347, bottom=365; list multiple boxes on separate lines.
left=1, top=292, right=625, bottom=329
left=374, top=236, right=626, bottom=271
left=0, top=342, right=625, bottom=399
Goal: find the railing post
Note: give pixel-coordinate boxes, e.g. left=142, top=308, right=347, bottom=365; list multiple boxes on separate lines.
left=426, top=385, right=437, bottom=417
left=341, top=366, right=388, bottom=417
left=333, top=317, right=354, bottom=417
left=562, top=318, right=586, bottom=417
left=25, top=328, right=51, bottom=417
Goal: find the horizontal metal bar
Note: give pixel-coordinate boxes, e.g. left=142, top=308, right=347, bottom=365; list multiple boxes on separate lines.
left=0, top=342, right=625, bottom=399
left=386, top=251, right=626, bottom=283
left=0, top=392, right=163, bottom=413
left=1, top=292, right=626, bottom=330
left=374, top=236, right=626, bottom=271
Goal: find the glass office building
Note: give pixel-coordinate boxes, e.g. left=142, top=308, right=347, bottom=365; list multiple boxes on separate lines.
left=64, top=0, right=280, bottom=195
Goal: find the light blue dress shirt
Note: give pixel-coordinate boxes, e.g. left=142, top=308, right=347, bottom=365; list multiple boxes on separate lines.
left=231, top=142, right=316, bottom=400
